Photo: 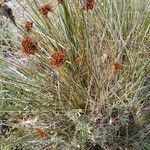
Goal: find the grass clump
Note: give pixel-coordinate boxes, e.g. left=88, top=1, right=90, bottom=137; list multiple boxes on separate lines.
left=0, top=0, right=149, bottom=149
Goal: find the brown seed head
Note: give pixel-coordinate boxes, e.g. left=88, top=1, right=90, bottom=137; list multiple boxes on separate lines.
left=39, top=4, right=53, bottom=17
left=113, top=62, right=122, bottom=71
left=50, top=51, right=66, bottom=67
left=36, top=128, right=47, bottom=139
left=24, top=21, right=33, bottom=32
left=21, top=36, right=38, bottom=55
left=82, top=0, right=95, bottom=11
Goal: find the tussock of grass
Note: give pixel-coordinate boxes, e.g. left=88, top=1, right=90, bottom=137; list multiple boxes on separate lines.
left=0, top=0, right=149, bottom=149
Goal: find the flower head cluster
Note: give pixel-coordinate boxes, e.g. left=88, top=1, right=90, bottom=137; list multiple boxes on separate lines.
left=36, top=128, right=47, bottom=139
left=50, top=51, right=66, bottom=67
left=21, top=36, right=38, bottom=55
left=24, top=21, right=33, bottom=32
left=83, top=0, right=95, bottom=11
left=113, top=62, right=122, bottom=71
left=39, top=4, right=53, bottom=17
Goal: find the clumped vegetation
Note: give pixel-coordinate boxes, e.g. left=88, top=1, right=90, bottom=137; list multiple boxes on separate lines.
left=0, top=0, right=149, bottom=149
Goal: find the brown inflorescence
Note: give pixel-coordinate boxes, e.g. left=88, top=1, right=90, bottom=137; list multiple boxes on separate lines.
left=50, top=51, right=66, bottom=67
left=36, top=128, right=48, bottom=139
left=113, top=62, right=122, bottom=71
left=24, top=21, right=33, bottom=32
left=82, top=0, right=95, bottom=11
left=21, top=36, right=38, bottom=55
left=39, top=4, right=53, bottom=17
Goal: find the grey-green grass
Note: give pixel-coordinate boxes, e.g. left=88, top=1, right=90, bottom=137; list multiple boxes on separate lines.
left=0, top=0, right=150, bottom=149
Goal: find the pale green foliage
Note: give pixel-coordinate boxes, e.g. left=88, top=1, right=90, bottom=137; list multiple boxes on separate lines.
left=0, top=0, right=149, bottom=149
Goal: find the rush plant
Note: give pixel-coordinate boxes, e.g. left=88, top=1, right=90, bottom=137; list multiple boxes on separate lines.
left=0, top=0, right=149, bottom=149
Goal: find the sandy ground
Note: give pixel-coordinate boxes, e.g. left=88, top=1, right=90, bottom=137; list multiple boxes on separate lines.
left=6, top=0, right=27, bottom=20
